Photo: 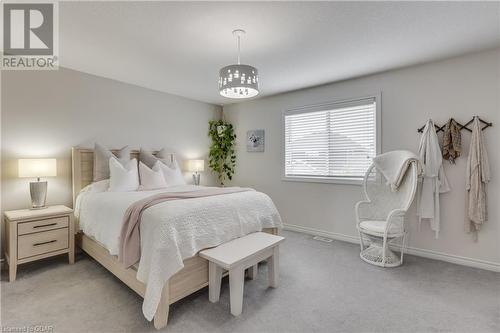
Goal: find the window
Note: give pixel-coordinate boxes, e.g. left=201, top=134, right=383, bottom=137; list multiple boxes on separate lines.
left=283, top=96, right=379, bottom=184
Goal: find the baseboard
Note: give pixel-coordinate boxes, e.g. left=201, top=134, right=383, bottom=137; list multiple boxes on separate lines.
left=284, top=223, right=500, bottom=272
left=285, top=223, right=360, bottom=244
left=403, top=246, right=500, bottom=272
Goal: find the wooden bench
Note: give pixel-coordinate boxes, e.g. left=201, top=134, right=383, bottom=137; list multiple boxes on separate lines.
left=199, top=232, right=285, bottom=316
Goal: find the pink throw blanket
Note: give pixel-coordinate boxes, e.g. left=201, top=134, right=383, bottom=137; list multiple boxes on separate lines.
left=118, top=187, right=252, bottom=268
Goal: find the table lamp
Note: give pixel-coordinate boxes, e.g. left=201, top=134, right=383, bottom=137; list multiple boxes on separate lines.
left=186, top=159, right=204, bottom=185
left=18, top=158, right=57, bottom=209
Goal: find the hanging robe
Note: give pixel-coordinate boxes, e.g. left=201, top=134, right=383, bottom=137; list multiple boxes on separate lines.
left=416, top=119, right=450, bottom=238
left=465, top=116, right=491, bottom=240
left=442, top=118, right=462, bottom=163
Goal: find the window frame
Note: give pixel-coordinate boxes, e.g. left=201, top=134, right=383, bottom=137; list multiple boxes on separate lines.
left=281, top=93, right=382, bottom=186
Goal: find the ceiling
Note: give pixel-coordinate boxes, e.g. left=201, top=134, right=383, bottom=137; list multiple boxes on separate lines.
left=60, top=1, right=500, bottom=105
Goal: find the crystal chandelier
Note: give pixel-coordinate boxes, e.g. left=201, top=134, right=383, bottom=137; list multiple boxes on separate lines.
left=219, top=29, right=259, bottom=99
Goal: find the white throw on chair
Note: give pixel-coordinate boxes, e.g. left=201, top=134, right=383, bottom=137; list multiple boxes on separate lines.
left=355, top=160, right=418, bottom=267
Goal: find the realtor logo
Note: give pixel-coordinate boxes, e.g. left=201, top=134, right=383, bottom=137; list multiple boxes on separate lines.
left=2, top=2, right=58, bottom=70
left=4, top=3, right=53, bottom=55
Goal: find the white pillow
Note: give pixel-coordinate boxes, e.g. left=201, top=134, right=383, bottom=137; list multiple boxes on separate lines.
left=79, top=179, right=110, bottom=194
left=158, top=160, right=186, bottom=186
left=89, top=179, right=110, bottom=193
left=139, top=161, right=167, bottom=190
left=109, top=158, right=139, bottom=192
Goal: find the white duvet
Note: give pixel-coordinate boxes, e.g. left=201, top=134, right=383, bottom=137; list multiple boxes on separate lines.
left=75, top=184, right=283, bottom=320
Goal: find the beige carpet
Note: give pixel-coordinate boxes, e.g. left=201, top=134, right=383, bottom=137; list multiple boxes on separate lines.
left=1, top=231, right=499, bottom=332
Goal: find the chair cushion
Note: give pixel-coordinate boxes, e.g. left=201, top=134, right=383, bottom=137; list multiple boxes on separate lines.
left=359, top=220, right=403, bottom=235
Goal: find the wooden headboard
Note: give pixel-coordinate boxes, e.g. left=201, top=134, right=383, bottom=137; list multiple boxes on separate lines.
left=71, top=147, right=173, bottom=207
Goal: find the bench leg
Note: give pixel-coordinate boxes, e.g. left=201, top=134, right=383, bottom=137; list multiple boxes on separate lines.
left=247, top=264, right=258, bottom=280
left=229, top=267, right=245, bottom=316
left=154, top=281, right=170, bottom=329
left=209, top=262, right=223, bottom=303
left=268, top=247, right=279, bottom=288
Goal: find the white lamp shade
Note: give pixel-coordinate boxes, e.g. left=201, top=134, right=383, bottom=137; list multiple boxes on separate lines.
left=18, top=159, right=57, bottom=178
left=185, top=159, right=205, bottom=172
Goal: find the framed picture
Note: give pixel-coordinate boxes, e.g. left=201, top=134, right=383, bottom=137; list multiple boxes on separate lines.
left=247, top=129, right=265, bottom=152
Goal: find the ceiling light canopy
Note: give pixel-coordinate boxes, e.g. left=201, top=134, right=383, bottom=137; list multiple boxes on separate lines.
left=219, top=29, right=259, bottom=99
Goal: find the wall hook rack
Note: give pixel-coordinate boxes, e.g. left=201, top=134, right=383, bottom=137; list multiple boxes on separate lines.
left=417, top=117, right=492, bottom=133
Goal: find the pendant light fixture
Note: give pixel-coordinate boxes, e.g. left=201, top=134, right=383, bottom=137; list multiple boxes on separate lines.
left=219, top=29, right=259, bottom=99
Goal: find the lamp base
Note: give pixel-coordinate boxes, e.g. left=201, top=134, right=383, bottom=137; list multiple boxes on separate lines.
left=192, top=173, right=201, bottom=186
left=30, top=181, right=47, bottom=209
left=30, top=206, right=48, bottom=210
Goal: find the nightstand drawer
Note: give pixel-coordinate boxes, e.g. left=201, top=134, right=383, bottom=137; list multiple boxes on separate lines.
left=18, top=228, right=69, bottom=259
left=18, top=216, right=69, bottom=235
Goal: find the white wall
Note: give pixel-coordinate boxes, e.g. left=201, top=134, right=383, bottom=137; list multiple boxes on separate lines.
left=224, top=49, right=500, bottom=268
left=1, top=67, right=221, bottom=213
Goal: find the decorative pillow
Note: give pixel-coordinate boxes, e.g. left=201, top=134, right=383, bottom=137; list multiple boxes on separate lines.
left=79, top=179, right=110, bottom=194
left=156, top=148, right=173, bottom=160
left=89, top=179, right=110, bottom=193
left=157, top=159, right=186, bottom=186
left=94, top=143, right=131, bottom=181
left=139, top=161, right=167, bottom=190
left=109, top=158, right=139, bottom=192
left=139, top=148, right=172, bottom=168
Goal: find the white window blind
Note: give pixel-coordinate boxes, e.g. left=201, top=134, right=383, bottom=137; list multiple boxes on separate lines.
left=284, top=97, right=377, bottom=182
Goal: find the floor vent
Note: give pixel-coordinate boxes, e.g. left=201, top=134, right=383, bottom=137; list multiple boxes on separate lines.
left=313, top=236, right=333, bottom=243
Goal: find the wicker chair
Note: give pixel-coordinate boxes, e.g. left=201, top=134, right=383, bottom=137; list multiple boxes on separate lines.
left=355, top=161, right=418, bottom=267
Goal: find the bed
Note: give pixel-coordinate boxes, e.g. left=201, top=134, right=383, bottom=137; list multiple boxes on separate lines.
left=71, top=147, right=282, bottom=329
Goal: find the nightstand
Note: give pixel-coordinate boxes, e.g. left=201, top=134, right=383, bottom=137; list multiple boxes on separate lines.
left=4, top=205, right=74, bottom=282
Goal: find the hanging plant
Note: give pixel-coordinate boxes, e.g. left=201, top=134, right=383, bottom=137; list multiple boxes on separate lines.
left=208, top=120, right=237, bottom=186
